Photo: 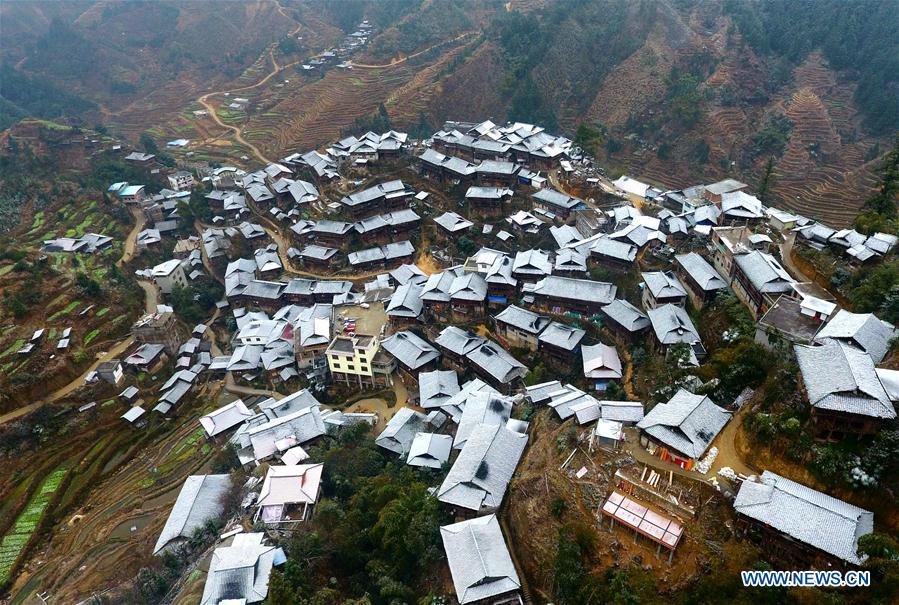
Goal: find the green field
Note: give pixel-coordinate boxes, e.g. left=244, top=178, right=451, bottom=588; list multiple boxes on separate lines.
left=0, top=466, right=69, bottom=584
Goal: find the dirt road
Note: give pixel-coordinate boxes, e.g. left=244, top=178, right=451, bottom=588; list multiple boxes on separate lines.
left=348, top=32, right=476, bottom=68
left=779, top=232, right=814, bottom=282
left=117, top=207, right=145, bottom=267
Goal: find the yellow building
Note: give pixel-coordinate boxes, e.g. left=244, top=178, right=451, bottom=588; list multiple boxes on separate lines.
left=326, top=335, right=394, bottom=388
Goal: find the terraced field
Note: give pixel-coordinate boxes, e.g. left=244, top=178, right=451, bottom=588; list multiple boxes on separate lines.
left=0, top=466, right=69, bottom=586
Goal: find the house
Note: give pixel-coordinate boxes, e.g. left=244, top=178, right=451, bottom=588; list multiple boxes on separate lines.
left=703, top=178, right=747, bottom=204
left=239, top=407, right=327, bottom=463
left=255, top=463, right=323, bottom=524
left=815, top=309, right=897, bottom=363
left=418, top=369, right=461, bottom=410
left=340, top=179, right=411, bottom=219
left=373, top=407, right=428, bottom=454
left=794, top=338, right=896, bottom=439
left=581, top=343, right=622, bottom=390
left=465, top=186, right=513, bottom=216
left=200, top=400, right=254, bottom=438
left=454, top=391, right=514, bottom=449
left=124, top=343, right=166, bottom=370
left=527, top=275, right=616, bottom=316
left=200, top=533, right=284, bottom=605
left=449, top=272, right=488, bottom=321
left=441, top=514, right=522, bottom=605
left=167, top=170, right=193, bottom=191
left=121, top=406, right=147, bottom=427
left=512, top=249, right=552, bottom=284
left=434, top=211, right=474, bottom=236
left=721, top=191, right=765, bottom=223
left=641, top=271, right=688, bottom=310
left=380, top=331, right=440, bottom=379
left=421, top=268, right=463, bottom=321
left=493, top=305, right=550, bottom=351
left=310, top=220, right=354, bottom=247
left=298, top=245, right=339, bottom=272
left=438, top=421, right=528, bottom=513
left=406, top=433, right=453, bottom=469
left=734, top=471, right=873, bottom=568
left=613, top=175, right=651, bottom=199
left=646, top=303, right=705, bottom=362
left=531, top=188, right=584, bottom=219
left=417, top=149, right=476, bottom=183
left=767, top=207, right=799, bottom=231
left=553, top=248, right=588, bottom=277
left=538, top=321, right=586, bottom=368
left=731, top=251, right=795, bottom=319
left=326, top=334, right=393, bottom=388
left=151, top=259, right=188, bottom=294
left=755, top=296, right=825, bottom=347
left=710, top=225, right=753, bottom=277
left=434, top=326, right=486, bottom=373
left=585, top=236, right=638, bottom=266
left=386, top=283, right=424, bottom=327
left=476, top=160, right=519, bottom=186
left=674, top=252, right=728, bottom=308
left=153, top=475, right=231, bottom=554
left=636, top=389, right=732, bottom=469
left=96, top=360, right=124, bottom=385
left=466, top=340, right=528, bottom=393
left=601, top=299, right=650, bottom=340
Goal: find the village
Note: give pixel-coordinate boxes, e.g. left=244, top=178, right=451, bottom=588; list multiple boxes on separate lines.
left=2, top=105, right=898, bottom=605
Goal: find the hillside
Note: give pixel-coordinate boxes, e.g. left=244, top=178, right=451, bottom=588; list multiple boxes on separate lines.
left=2, top=0, right=897, bottom=225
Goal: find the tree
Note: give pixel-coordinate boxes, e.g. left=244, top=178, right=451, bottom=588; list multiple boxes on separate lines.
left=139, top=132, right=159, bottom=155
left=756, top=156, right=774, bottom=204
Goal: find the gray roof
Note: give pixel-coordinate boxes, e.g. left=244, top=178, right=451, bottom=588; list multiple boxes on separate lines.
left=340, top=179, right=407, bottom=206
left=476, top=159, right=518, bottom=175
left=637, top=389, right=731, bottom=458
left=465, top=186, right=512, bottom=200
left=454, top=391, right=514, bottom=449
left=449, top=272, right=488, bottom=301
left=441, top=514, right=521, bottom=605
left=438, top=422, right=528, bottom=512
left=153, top=475, right=231, bottom=554
left=375, top=407, right=430, bottom=455
left=434, top=211, right=474, bottom=233
left=795, top=339, right=896, bottom=419
left=435, top=326, right=486, bottom=356
left=384, top=240, right=415, bottom=260
left=554, top=248, right=588, bottom=273
left=466, top=340, right=528, bottom=385
left=390, top=263, right=428, bottom=286
left=532, top=187, right=582, bottom=210
left=734, top=251, right=795, bottom=293
left=815, top=309, right=897, bottom=363
left=512, top=249, right=552, bottom=276
left=313, top=219, right=353, bottom=235
left=418, top=149, right=476, bottom=176
left=531, top=275, right=617, bottom=306
left=494, top=305, right=550, bottom=335
left=299, top=244, right=338, bottom=261
left=246, top=407, right=326, bottom=461
left=647, top=304, right=701, bottom=345
left=406, top=432, right=453, bottom=468
left=642, top=270, right=687, bottom=300
left=200, top=533, right=282, bottom=605
left=538, top=321, right=585, bottom=351
left=381, top=331, right=440, bottom=370
left=588, top=236, right=637, bottom=263
left=419, top=369, right=461, bottom=409
left=348, top=246, right=385, bottom=265
left=602, top=299, right=650, bottom=332
left=599, top=400, right=644, bottom=423
left=581, top=342, right=622, bottom=379
left=260, top=389, right=322, bottom=420
left=386, top=283, right=424, bottom=318
left=734, top=471, right=873, bottom=565
left=675, top=252, right=728, bottom=291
